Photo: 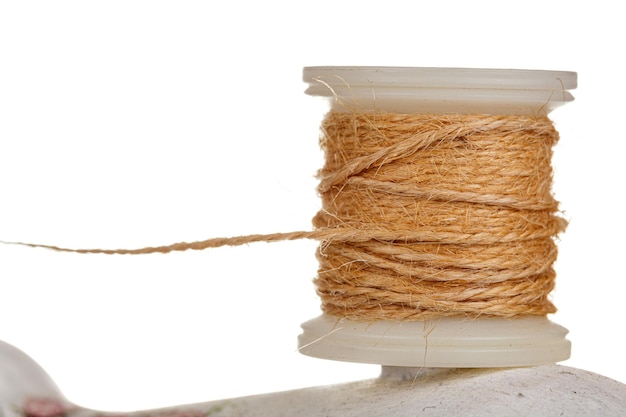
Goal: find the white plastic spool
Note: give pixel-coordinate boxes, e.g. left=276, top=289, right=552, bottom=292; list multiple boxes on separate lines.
left=298, top=66, right=577, bottom=368
left=303, top=66, right=576, bottom=114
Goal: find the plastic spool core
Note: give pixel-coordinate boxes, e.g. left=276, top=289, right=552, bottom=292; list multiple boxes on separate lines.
left=298, top=66, right=576, bottom=368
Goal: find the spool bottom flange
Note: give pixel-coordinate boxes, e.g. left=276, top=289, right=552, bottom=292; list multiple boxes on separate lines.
left=298, top=314, right=570, bottom=367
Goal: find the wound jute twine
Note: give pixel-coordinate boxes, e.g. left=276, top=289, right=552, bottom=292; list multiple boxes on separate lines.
left=7, top=111, right=566, bottom=321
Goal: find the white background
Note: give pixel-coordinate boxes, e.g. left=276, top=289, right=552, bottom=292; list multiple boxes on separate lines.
left=0, top=0, right=624, bottom=412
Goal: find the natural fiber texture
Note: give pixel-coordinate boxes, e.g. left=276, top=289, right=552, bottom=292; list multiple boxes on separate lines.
left=312, top=112, right=565, bottom=320
left=5, top=112, right=566, bottom=321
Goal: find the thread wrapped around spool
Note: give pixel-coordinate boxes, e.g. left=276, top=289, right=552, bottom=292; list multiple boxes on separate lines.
left=298, top=66, right=577, bottom=367
left=314, top=112, right=565, bottom=320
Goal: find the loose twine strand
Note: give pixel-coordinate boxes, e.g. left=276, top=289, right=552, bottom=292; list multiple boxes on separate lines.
left=5, top=112, right=566, bottom=321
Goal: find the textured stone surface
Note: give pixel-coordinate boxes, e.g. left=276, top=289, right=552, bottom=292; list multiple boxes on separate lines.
left=197, top=366, right=626, bottom=416
left=3, top=340, right=626, bottom=416
left=0, top=341, right=67, bottom=417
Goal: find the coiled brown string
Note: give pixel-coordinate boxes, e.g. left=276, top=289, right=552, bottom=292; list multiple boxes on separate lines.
left=4, top=112, right=566, bottom=320
left=312, top=112, right=565, bottom=320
